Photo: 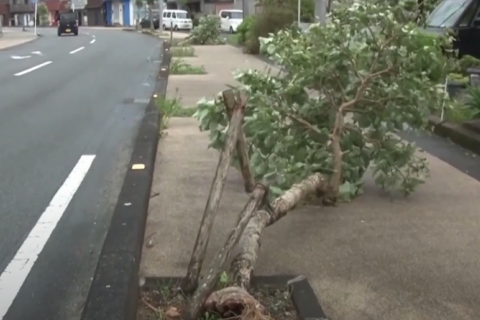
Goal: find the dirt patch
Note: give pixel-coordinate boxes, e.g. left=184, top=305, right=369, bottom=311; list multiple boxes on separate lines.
left=137, top=280, right=298, bottom=320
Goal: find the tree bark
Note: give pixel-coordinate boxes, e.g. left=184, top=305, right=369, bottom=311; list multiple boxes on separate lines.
left=181, top=93, right=248, bottom=294
left=205, top=286, right=268, bottom=320
left=230, top=173, right=329, bottom=288
left=222, top=90, right=255, bottom=193
left=185, top=183, right=269, bottom=320
left=149, top=6, right=153, bottom=31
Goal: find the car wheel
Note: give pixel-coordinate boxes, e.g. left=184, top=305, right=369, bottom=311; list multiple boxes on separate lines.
left=163, top=24, right=166, bottom=30
left=174, top=24, right=178, bottom=31
left=58, top=32, right=61, bottom=36
left=229, top=26, right=234, bottom=33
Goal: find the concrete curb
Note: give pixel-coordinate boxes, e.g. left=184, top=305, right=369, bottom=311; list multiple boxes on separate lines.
left=428, top=115, right=480, bottom=155
left=144, top=276, right=329, bottom=320
left=79, top=40, right=171, bottom=320
left=0, top=35, right=39, bottom=52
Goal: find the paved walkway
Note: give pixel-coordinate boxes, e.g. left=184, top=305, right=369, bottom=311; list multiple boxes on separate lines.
left=0, top=29, right=37, bottom=50
left=140, top=39, right=480, bottom=320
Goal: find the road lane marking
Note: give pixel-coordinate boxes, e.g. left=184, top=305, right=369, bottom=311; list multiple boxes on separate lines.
left=69, top=46, right=85, bottom=54
left=90, top=39, right=96, bottom=44
left=11, top=55, right=31, bottom=60
left=0, top=155, right=96, bottom=319
left=14, top=61, right=52, bottom=76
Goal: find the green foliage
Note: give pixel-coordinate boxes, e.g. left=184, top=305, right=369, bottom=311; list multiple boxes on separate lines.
left=170, top=59, right=206, bottom=74
left=245, top=7, right=295, bottom=54
left=37, top=3, right=49, bottom=26
left=195, top=1, right=452, bottom=200
left=237, top=15, right=255, bottom=45
left=135, top=0, right=143, bottom=8
left=188, top=15, right=224, bottom=45
left=170, top=46, right=195, bottom=57
left=464, top=86, right=480, bottom=119
left=458, top=55, right=480, bottom=76
left=448, top=73, right=469, bottom=85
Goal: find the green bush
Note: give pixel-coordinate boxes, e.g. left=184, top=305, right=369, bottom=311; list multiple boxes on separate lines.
left=187, top=15, right=224, bottom=45
left=465, top=86, right=480, bottom=119
left=245, top=7, right=295, bottom=54
left=458, top=55, right=480, bottom=76
left=237, top=15, right=255, bottom=45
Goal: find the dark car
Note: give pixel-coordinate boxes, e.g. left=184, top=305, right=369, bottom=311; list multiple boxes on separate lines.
left=140, top=15, right=159, bottom=29
left=425, top=0, right=480, bottom=59
left=58, top=12, right=78, bottom=36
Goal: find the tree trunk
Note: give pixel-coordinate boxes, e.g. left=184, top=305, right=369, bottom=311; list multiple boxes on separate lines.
left=149, top=6, right=153, bottom=31
left=222, top=90, right=255, bottom=194
left=230, top=173, right=328, bottom=288
left=185, top=183, right=269, bottom=320
left=181, top=93, right=248, bottom=294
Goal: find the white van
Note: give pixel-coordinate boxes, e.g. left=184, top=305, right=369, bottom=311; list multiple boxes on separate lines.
left=162, top=9, right=193, bottom=31
left=219, top=9, right=243, bottom=33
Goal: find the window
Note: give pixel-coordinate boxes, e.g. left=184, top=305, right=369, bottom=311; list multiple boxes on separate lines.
left=163, top=12, right=166, bottom=17
left=176, top=12, right=190, bottom=19
left=426, top=0, right=472, bottom=27
left=458, top=1, right=478, bottom=26
left=166, top=12, right=171, bottom=18
left=231, top=12, right=243, bottom=19
left=171, top=12, right=176, bottom=18
left=220, top=11, right=228, bottom=18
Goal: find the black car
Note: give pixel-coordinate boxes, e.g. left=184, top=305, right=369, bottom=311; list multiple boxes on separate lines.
left=58, top=12, right=78, bottom=36
left=426, top=0, right=480, bottom=59
left=140, top=15, right=159, bottom=29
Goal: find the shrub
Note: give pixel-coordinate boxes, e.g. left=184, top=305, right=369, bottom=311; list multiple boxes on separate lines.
left=245, top=7, right=295, bottom=54
left=458, top=55, right=480, bottom=75
left=465, top=86, right=480, bottom=119
left=187, top=15, right=224, bottom=45
left=237, top=15, right=255, bottom=45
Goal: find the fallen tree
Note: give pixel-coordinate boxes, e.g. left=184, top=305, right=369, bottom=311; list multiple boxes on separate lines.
left=160, top=1, right=456, bottom=319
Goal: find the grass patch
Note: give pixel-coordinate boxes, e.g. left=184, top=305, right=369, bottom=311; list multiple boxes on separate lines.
left=225, top=33, right=239, bottom=46
left=170, top=59, right=206, bottom=75
left=137, top=276, right=297, bottom=320
left=156, top=95, right=197, bottom=129
left=170, top=46, right=195, bottom=57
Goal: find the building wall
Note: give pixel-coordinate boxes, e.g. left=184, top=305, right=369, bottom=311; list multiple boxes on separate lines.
left=203, top=2, right=233, bottom=14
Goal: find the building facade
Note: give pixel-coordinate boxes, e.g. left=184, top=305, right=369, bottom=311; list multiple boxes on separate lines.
left=103, top=0, right=133, bottom=26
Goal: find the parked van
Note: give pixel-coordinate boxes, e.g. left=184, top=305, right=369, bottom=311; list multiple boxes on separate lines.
left=162, top=10, right=193, bottom=31
left=219, top=9, right=243, bottom=33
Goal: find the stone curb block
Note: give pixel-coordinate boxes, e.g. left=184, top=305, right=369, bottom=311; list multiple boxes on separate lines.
left=428, top=115, right=480, bottom=155
left=79, top=40, right=170, bottom=320
left=143, top=276, right=329, bottom=320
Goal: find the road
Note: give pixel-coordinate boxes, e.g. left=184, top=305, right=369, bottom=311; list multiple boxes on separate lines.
left=0, top=28, right=162, bottom=320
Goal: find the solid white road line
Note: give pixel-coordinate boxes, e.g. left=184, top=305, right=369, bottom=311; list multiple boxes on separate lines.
left=14, top=61, right=52, bottom=76
left=90, top=39, right=96, bottom=44
left=69, top=46, right=85, bottom=54
left=0, top=155, right=96, bottom=319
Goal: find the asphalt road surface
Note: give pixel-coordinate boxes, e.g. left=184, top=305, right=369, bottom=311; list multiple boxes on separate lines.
left=0, top=27, right=162, bottom=320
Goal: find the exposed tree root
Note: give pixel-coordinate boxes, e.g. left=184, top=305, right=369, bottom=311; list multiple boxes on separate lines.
left=205, top=287, right=270, bottom=320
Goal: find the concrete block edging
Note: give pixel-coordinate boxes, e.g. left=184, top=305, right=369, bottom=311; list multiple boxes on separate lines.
left=428, top=115, right=480, bottom=156
left=144, top=276, right=329, bottom=320
left=79, top=40, right=170, bottom=320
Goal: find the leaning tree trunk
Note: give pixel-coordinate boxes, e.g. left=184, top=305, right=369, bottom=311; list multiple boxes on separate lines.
left=185, top=183, right=269, bottom=320
left=181, top=91, right=248, bottom=294
left=230, top=173, right=329, bottom=288
left=222, top=89, right=255, bottom=193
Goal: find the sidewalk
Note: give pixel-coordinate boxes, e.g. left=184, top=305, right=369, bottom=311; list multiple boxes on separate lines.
left=140, top=41, right=480, bottom=320
left=0, top=29, right=37, bottom=50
